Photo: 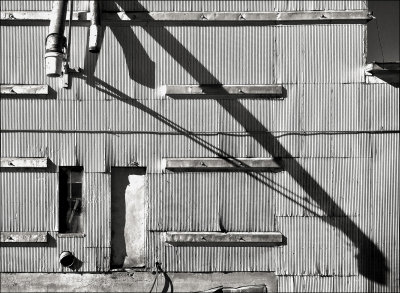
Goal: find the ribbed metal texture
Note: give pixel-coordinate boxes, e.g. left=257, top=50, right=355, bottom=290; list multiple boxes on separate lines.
left=276, top=216, right=359, bottom=276
left=147, top=232, right=277, bottom=272
left=0, top=232, right=58, bottom=273
left=83, top=173, right=111, bottom=248
left=0, top=1, right=367, bottom=12
left=149, top=172, right=275, bottom=232
left=1, top=172, right=58, bottom=232
left=277, top=25, right=365, bottom=84
left=101, top=1, right=367, bottom=12
left=275, top=158, right=371, bottom=217
left=0, top=1, right=88, bottom=11
left=2, top=25, right=365, bottom=96
left=1, top=1, right=398, bottom=286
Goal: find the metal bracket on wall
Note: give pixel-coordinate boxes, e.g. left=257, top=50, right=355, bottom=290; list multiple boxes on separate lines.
left=0, top=10, right=373, bottom=25
left=163, top=85, right=284, bottom=97
left=164, top=158, right=282, bottom=172
left=165, top=232, right=284, bottom=247
left=0, top=84, right=49, bottom=95
left=0, top=157, right=48, bottom=168
left=1, top=232, right=48, bottom=243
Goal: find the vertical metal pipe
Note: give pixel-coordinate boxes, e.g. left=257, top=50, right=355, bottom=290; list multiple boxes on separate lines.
left=89, top=0, right=101, bottom=53
left=45, top=0, right=69, bottom=77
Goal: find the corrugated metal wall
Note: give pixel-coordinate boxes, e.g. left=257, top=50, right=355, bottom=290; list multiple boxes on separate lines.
left=1, top=1, right=399, bottom=292
left=0, top=1, right=367, bottom=12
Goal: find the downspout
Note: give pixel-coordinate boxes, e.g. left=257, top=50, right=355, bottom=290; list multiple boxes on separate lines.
left=45, top=0, right=69, bottom=77
left=89, top=0, right=101, bottom=53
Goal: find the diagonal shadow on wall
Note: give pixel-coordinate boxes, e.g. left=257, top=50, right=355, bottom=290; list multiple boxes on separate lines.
left=80, top=1, right=388, bottom=285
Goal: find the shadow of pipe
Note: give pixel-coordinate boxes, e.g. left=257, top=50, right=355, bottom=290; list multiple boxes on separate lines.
left=78, top=0, right=388, bottom=285
left=83, top=24, right=155, bottom=89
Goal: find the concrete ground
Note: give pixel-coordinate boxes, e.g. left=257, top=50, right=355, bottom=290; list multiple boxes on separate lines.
left=1, top=272, right=277, bottom=292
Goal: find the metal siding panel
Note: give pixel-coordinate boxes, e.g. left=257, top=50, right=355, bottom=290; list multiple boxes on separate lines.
left=277, top=25, right=364, bottom=84
left=275, top=158, right=333, bottom=217
left=148, top=173, right=220, bottom=232
left=57, top=237, right=86, bottom=272
left=276, top=216, right=359, bottom=276
left=218, top=172, right=275, bottom=232
left=0, top=233, right=58, bottom=273
left=76, top=134, right=106, bottom=172
left=47, top=133, right=77, bottom=167
left=368, top=84, right=400, bottom=131
left=83, top=173, right=111, bottom=248
left=148, top=232, right=276, bottom=272
left=97, top=1, right=365, bottom=12
left=370, top=134, right=400, bottom=292
left=1, top=172, right=58, bottom=232
left=0, top=132, right=47, bottom=158
left=0, top=1, right=89, bottom=11
left=0, top=26, right=47, bottom=84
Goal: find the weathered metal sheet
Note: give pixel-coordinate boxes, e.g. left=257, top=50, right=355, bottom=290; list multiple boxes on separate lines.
left=83, top=173, right=111, bottom=248
left=0, top=1, right=88, bottom=11
left=275, top=158, right=371, bottom=217
left=46, top=133, right=77, bottom=167
left=276, top=216, right=359, bottom=276
left=148, top=173, right=220, bottom=232
left=218, top=172, right=276, bottom=232
left=0, top=132, right=47, bottom=158
left=148, top=231, right=277, bottom=272
left=277, top=25, right=365, bottom=84
left=100, top=1, right=367, bottom=12
left=0, top=26, right=47, bottom=84
left=0, top=172, right=58, bottom=232
left=368, top=84, right=400, bottom=131
left=76, top=133, right=106, bottom=172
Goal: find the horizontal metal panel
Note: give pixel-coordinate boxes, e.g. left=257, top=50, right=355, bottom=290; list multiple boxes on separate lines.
left=1, top=172, right=58, bottom=232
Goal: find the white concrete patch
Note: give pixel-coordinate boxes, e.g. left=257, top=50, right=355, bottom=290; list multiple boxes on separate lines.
left=123, top=175, right=146, bottom=268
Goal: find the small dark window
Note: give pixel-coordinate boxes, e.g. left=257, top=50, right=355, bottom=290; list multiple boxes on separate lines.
left=59, top=167, right=83, bottom=233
